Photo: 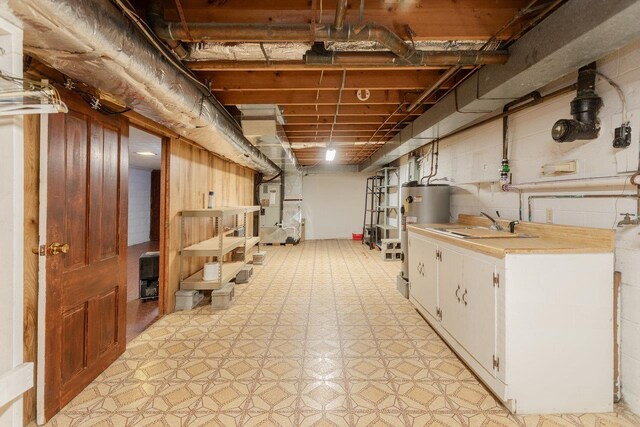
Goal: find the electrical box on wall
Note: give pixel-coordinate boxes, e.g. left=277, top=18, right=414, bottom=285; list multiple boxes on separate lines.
left=541, top=160, right=578, bottom=176
left=612, top=108, right=640, bottom=173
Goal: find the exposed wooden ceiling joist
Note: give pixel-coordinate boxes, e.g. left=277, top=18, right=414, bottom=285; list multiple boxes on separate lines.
left=285, top=131, right=389, bottom=138
left=134, top=0, right=563, bottom=166
left=283, top=124, right=396, bottom=132
left=279, top=104, right=426, bottom=116
left=288, top=136, right=392, bottom=142
left=202, top=70, right=452, bottom=91
left=215, top=90, right=432, bottom=106
left=284, top=115, right=407, bottom=125
left=162, top=0, right=530, bottom=40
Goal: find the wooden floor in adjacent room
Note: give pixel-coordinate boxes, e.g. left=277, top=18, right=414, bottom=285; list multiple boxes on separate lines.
left=126, top=241, right=160, bottom=343
left=48, top=240, right=639, bottom=426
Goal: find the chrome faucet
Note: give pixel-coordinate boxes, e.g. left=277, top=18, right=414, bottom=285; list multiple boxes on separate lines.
left=617, top=213, right=639, bottom=227
left=480, top=211, right=504, bottom=231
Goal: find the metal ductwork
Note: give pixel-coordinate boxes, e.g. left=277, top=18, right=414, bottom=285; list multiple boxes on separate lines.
left=184, top=40, right=490, bottom=63
left=147, top=0, right=508, bottom=67
left=3, top=0, right=280, bottom=177
left=237, top=105, right=302, bottom=174
left=303, top=47, right=508, bottom=67
left=358, top=0, right=640, bottom=171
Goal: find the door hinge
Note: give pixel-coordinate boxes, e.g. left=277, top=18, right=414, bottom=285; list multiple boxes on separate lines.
left=493, top=272, right=500, bottom=288
left=436, top=250, right=442, bottom=261
left=493, top=355, right=500, bottom=371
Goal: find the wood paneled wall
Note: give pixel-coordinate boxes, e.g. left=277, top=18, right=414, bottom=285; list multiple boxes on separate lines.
left=23, top=114, right=40, bottom=424
left=165, top=137, right=255, bottom=312
left=21, top=113, right=255, bottom=424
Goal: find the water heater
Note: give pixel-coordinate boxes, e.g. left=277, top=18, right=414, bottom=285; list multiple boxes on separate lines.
left=399, top=182, right=450, bottom=281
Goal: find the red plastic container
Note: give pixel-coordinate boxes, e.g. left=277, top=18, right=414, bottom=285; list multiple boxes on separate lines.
left=352, top=233, right=363, bottom=240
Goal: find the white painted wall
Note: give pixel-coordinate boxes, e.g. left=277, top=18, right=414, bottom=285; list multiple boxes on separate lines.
left=302, top=171, right=369, bottom=240
left=396, top=40, right=640, bottom=414
left=128, top=168, right=152, bottom=246
left=0, top=16, right=31, bottom=427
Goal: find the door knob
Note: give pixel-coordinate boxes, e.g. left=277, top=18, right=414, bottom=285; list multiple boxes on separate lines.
left=48, top=242, right=69, bottom=255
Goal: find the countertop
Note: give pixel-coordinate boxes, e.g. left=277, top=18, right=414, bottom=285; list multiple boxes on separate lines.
left=407, top=215, right=615, bottom=259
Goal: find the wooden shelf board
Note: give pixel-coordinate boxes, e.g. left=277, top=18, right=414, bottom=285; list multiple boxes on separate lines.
left=238, top=205, right=261, bottom=212
left=180, top=261, right=245, bottom=290
left=246, top=236, right=260, bottom=250
left=181, top=205, right=259, bottom=217
left=181, top=236, right=245, bottom=256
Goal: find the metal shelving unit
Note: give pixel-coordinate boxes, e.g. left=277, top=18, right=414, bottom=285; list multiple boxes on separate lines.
left=362, top=175, right=384, bottom=249
left=375, top=167, right=399, bottom=245
left=179, top=206, right=260, bottom=290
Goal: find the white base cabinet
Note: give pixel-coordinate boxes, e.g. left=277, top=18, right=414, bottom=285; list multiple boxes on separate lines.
left=408, top=231, right=613, bottom=414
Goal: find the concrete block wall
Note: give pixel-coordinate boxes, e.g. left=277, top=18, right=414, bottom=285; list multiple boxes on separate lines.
left=128, top=168, right=152, bottom=246
left=398, top=39, right=640, bottom=414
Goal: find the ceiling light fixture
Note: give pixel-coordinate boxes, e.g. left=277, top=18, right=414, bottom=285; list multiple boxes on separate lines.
left=325, top=147, right=336, bottom=161
left=136, top=151, right=157, bottom=156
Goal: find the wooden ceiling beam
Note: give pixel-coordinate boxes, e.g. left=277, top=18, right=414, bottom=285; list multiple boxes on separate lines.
left=288, top=136, right=392, bottom=142
left=280, top=104, right=426, bottom=116
left=283, top=124, right=396, bottom=132
left=285, top=130, right=390, bottom=137
left=215, top=89, right=430, bottom=105
left=163, top=0, right=529, bottom=40
left=293, top=153, right=378, bottom=159
left=285, top=115, right=408, bottom=125
left=202, top=70, right=448, bottom=91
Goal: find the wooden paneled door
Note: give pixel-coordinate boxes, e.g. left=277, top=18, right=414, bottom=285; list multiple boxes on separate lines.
left=43, top=94, right=128, bottom=420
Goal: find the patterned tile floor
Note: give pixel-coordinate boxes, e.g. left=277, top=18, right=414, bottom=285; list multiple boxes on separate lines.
left=49, top=240, right=640, bottom=426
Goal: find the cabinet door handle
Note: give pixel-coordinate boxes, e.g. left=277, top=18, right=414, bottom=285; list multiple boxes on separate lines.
left=462, top=289, right=468, bottom=306
left=455, top=284, right=460, bottom=302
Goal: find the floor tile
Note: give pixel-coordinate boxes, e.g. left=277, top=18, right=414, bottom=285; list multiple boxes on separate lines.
left=46, top=240, right=640, bottom=427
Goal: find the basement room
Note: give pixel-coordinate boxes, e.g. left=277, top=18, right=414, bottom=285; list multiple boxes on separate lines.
left=1, top=1, right=640, bottom=426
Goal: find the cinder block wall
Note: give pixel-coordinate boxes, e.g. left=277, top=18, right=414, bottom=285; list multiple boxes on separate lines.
left=395, top=40, right=640, bottom=414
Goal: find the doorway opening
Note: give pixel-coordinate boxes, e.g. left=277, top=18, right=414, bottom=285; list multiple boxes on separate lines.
left=127, top=125, right=163, bottom=342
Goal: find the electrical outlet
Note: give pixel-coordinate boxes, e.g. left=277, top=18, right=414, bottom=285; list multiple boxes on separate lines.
left=612, top=109, right=640, bottom=173
left=546, top=208, right=554, bottom=224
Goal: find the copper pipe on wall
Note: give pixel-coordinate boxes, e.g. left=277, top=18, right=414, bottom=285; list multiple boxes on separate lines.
left=334, top=0, right=348, bottom=30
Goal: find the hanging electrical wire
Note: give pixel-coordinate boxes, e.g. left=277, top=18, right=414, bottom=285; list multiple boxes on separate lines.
left=62, top=75, right=131, bottom=115
left=595, top=71, right=628, bottom=124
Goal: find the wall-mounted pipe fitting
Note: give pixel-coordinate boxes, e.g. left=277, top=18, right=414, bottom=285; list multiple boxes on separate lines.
left=552, top=62, right=603, bottom=143
left=501, top=91, right=541, bottom=184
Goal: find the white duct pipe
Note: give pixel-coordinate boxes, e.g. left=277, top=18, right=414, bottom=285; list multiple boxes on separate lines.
left=2, top=0, right=280, bottom=177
